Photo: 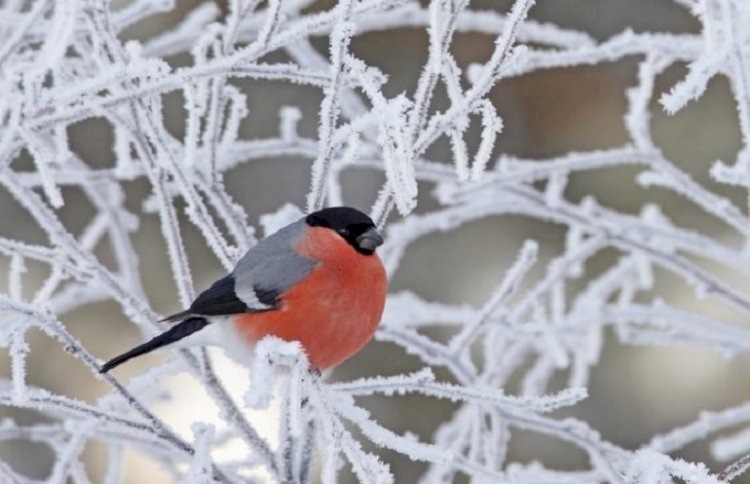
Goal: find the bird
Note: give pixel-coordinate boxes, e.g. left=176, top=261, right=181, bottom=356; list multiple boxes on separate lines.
left=100, top=206, right=387, bottom=373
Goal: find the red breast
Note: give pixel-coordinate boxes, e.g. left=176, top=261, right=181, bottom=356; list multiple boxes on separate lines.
left=233, top=226, right=388, bottom=370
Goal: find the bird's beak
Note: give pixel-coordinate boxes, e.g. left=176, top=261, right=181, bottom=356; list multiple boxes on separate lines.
left=356, top=227, right=384, bottom=253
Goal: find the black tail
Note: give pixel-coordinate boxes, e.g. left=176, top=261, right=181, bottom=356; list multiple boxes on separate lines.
left=100, top=317, right=210, bottom=373
left=159, top=309, right=193, bottom=323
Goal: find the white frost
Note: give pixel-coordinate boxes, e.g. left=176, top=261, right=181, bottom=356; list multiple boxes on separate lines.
left=0, top=0, right=749, bottom=482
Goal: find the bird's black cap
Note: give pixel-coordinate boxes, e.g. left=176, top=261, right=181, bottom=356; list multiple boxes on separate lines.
left=306, top=207, right=383, bottom=255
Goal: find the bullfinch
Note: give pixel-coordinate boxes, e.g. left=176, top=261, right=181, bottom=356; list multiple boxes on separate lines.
left=100, top=206, right=387, bottom=373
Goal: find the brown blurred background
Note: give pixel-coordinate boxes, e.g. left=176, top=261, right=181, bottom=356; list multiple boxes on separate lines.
left=3, top=0, right=750, bottom=482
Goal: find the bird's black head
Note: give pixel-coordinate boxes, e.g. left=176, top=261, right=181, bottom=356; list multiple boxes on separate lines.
left=306, top=207, right=384, bottom=255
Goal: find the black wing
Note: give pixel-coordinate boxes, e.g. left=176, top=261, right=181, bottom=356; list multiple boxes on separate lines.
left=162, top=276, right=252, bottom=321
left=161, top=274, right=277, bottom=322
left=190, top=276, right=253, bottom=315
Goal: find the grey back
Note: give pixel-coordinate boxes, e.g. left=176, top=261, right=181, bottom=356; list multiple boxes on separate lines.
left=232, top=219, right=317, bottom=309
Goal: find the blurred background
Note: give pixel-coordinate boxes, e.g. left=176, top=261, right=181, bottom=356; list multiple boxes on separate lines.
left=3, top=0, right=750, bottom=482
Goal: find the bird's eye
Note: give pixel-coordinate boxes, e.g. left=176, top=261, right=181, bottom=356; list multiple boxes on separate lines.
left=337, top=228, right=349, bottom=237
